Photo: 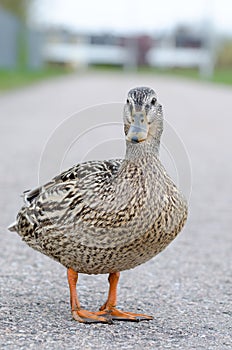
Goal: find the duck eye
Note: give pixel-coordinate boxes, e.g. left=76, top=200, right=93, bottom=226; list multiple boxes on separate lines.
left=151, top=97, right=157, bottom=106
left=126, top=99, right=130, bottom=104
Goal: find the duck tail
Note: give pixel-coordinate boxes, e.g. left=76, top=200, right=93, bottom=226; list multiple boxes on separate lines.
left=8, top=221, right=18, bottom=232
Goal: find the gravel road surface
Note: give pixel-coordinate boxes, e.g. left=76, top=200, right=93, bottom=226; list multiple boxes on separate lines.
left=0, top=72, right=231, bottom=349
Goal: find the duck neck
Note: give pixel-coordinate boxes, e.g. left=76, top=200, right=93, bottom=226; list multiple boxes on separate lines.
left=125, top=139, right=160, bottom=161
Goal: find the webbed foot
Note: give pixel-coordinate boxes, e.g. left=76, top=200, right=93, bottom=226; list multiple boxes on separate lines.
left=72, top=309, right=112, bottom=324
left=97, top=307, right=153, bottom=322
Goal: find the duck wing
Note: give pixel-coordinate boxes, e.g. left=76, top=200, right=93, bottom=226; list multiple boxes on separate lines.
left=8, top=159, right=122, bottom=233
left=24, top=159, right=122, bottom=205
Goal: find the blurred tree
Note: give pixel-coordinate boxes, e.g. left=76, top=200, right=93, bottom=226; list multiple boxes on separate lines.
left=0, top=0, right=29, bottom=22
left=217, top=41, right=232, bottom=68
left=0, top=0, right=32, bottom=69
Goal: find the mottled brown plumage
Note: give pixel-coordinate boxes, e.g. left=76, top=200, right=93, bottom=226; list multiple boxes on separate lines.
left=9, top=87, right=188, bottom=323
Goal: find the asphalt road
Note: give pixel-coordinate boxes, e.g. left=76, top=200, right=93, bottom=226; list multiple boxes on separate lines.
left=0, top=72, right=231, bottom=349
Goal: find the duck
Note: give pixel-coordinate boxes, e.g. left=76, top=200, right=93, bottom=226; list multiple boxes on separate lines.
left=8, top=87, right=188, bottom=324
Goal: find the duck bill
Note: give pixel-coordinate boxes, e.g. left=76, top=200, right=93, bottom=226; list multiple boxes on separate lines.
left=126, top=113, right=149, bottom=143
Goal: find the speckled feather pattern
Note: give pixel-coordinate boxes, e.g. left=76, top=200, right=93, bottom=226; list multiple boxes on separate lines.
left=11, top=88, right=188, bottom=275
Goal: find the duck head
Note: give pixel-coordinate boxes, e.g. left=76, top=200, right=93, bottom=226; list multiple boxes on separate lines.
left=124, top=87, right=163, bottom=147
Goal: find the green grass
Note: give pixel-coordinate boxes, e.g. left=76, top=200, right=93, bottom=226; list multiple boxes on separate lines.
left=212, top=68, right=232, bottom=85
left=137, top=66, right=232, bottom=86
left=1, top=65, right=232, bottom=92
left=92, top=64, right=232, bottom=86
left=0, top=67, right=69, bottom=91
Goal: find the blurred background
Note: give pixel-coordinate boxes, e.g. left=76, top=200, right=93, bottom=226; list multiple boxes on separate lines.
left=0, top=0, right=232, bottom=89
left=1, top=2, right=232, bottom=348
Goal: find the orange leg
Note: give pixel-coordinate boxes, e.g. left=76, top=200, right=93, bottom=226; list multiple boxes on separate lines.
left=67, top=268, right=111, bottom=323
left=97, top=272, right=153, bottom=322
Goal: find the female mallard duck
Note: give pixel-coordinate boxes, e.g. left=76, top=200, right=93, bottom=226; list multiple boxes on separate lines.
left=9, top=87, right=188, bottom=323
